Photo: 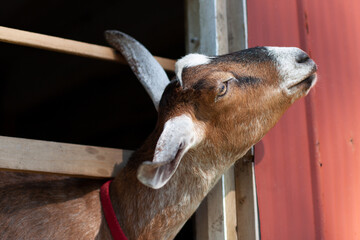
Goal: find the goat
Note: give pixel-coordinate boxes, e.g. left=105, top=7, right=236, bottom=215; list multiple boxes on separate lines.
left=0, top=31, right=317, bottom=240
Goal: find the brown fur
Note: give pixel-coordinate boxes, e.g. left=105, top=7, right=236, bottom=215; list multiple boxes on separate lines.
left=0, top=49, right=314, bottom=239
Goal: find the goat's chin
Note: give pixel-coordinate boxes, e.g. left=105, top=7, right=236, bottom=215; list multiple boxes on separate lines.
left=303, top=74, right=318, bottom=94
left=287, top=73, right=317, bottom=100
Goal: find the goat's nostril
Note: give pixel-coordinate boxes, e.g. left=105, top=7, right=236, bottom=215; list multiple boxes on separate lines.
left=296, top=52, right=310, bottom=64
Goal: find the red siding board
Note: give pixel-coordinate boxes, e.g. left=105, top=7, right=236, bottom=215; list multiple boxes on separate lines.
left=248, top=0, right=360, bottom=239
left=307, top=0, right=360, bottom=238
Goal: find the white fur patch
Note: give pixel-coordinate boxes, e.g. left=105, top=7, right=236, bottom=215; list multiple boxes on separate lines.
left=175, top=54, right=211, bottom=85
left=266, top=47, right=316, bottom=95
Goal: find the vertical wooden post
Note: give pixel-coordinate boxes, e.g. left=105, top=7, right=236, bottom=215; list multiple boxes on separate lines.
left=186, top=1, right=231, bottom=240
left=234, top=151, right=259, bottom=240
left=186, top=0, right=259, bottom=239
left=227, top=0, right=259, bottom=239
left=186, top=0, right=238, bottom=240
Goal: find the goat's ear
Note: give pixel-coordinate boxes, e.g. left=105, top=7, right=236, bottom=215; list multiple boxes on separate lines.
left=137, top=115, right=203, bottom=189
left=105, top=30, right=170, bottom=111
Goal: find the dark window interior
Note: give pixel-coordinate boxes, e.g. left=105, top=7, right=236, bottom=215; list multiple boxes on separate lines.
left=0, top=0, right=194, bottom=238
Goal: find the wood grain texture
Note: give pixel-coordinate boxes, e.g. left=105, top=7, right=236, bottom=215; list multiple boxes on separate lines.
left=186, top=0, right=236, bottom=239
left=0, top=135, right=132, bottom=178
left=224, top=166, right=238, bottom=240
left=0, top=26, right=176, bottom=71
left=227, top=0, right=260, bottom=239
left=234, top=152, right=257, bottom=240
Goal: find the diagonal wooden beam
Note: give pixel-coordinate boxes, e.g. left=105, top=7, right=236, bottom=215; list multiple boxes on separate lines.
left=0, top=135, right=132, bottom=178
left=0, top=26, right=176, bottom=72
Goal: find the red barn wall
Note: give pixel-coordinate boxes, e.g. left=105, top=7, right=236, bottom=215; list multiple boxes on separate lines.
left=248, top=0, right=360, bottom=239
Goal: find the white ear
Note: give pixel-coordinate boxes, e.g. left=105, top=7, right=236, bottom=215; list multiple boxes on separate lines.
left=137, top=115, right=203, bottom=189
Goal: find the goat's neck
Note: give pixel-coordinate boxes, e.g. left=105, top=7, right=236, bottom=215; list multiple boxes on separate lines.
left=107, top=107, right=281, bottom=239
left=109, top=139, right=236, bottom=240
left=108, top=111, right=274, bottom=239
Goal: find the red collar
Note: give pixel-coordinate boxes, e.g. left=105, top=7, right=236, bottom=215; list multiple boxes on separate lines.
left=100, top=180, right=128, bottom=240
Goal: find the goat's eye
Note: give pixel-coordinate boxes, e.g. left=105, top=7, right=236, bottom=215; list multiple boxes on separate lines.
left=218, top=81, right=228, bottom=97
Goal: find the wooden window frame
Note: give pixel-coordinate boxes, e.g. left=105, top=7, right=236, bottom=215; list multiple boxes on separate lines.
left=0, top=25, right=174, bottom=178
left=0, top=1, right=259, bottom=238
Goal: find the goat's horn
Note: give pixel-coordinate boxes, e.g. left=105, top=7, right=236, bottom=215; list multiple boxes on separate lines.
left=105, top=30, right=170, bottom=111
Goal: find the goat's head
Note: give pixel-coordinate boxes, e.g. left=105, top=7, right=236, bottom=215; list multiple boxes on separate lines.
left=106, top=31, right=317, bottom=189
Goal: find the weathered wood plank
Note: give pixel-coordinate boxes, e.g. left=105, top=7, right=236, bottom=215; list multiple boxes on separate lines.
left=188, top=0, right=259, bottom=239
left=186, top=0, right=237, bottom=240
left=0, top=26, right=176, bottom=71
left=0, top=135, right=132, bottom=178
left=234, top=151, right=258, bottom=240
left=224, top=165, right=238, bottom=240
left=227, top=0, right=248, bottom=52
left=227, top=0, right=260, bottom=238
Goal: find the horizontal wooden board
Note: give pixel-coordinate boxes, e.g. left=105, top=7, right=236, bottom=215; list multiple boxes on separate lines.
left=0, top=135, right=133, bottom=178
left=0, top=26, right=176, bottom=71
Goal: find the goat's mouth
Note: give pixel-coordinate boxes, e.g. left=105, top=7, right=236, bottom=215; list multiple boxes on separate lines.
left=287, top=62, right=318, bottom=94
left=289, top=73, right=317, bottom=90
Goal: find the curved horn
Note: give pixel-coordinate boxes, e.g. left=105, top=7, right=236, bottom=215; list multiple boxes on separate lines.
left=105, top=30, right=170, bottom=111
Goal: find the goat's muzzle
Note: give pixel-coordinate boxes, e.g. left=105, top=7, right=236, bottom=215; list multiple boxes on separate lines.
left=266, top=47, right=318, bottom=96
